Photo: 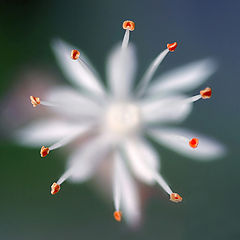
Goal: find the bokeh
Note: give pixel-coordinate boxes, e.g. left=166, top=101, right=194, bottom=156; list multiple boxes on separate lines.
left=0, top=0, right=239, bottom=239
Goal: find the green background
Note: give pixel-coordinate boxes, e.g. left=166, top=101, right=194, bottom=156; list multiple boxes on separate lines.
left=0, top=0, right=239, bottom=239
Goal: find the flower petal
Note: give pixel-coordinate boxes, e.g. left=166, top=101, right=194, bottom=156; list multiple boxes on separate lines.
left=140, top=95, right=192, bottom=124
left=147, top=58, right=217, bottom=95
left=148, top=127, right=225, bottom=160
left=106, top=43, right=137, bottom=98
left=51, top=39, right=105, bottom=97
left=68, top=135, right=112, bottom=182
left=45, top=86, right=102, bottom=117
left=123, top=137, right=160, bottom=184
left=114, top=152, right=140, bottom=225
left=14, top=120, right=88, bottom=147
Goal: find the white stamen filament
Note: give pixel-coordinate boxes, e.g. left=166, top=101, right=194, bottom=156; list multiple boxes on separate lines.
left=49, top=131, right=82, bottom=151
left=57, top=169, right=72, bottom=185
left=122, top=29, right=130, bottom=49
left=113, top=153, right=121, bottom=211
left=185, top=94, right=202, bottom=103
left=154, top=173, right=173, bottom=195
left=136, top=48, right=169, bottom=97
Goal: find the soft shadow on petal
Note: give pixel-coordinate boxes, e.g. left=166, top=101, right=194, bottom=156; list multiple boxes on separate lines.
left=148, top=127, right=226, bottom=160
left=14, top=119, right=89, bottom=147
left=146, top=58, right=217, bottom=95
left=140, top=95, right=192, bottom=124
left=114, top=152, right=141, bottom=226
left=123, top=137, right=160, bottom=184
left=106, top=43, right=137, bottom=99
left=52, top=39, right=106, bottom=97
left=67, top=135, right=113, bottom=183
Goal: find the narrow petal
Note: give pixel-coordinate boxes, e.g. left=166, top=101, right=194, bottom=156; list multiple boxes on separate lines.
left=45, top=86, right=102, bottom=117
left=147, top=58, right=217, bottom=95
left=148, top=127, right=225, bottom=160
left=114, top=152, right=140, bottom=225
left=140, top=95, right=192, bottom=124
left=106, top=43, right=137, bottom=98
left=123, top=137, right=160, bottom=184
left=67, top=135, right=112, bottom=183
left=14, top=120, right=88, bottom=147
left=52, top=39, right=105, bottom=97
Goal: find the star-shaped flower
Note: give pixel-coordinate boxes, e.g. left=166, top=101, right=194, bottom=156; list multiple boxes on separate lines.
left=16, top=20, right=224, bottom=225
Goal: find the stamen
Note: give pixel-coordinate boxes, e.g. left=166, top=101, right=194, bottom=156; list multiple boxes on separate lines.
left=51, top=182, right=61, bottom=195
left=136, top=48, right=170, bottom=97
left=122, top=20, right=135, bottom=49
left=113, top=210, right=122, bottom=222
left=200, top=87, right=212, bottom=99
left=71, top=49, right=80, bottom=60
left=40, top=146, right=50, bottom=157
left=122, top=20, right=135, bottom=31
left=30, top=96, right=40, bottom=107
left=189, top=138, right=199, bottom=149
left=167, top=42, right=178, bottom=52
left=170, top=193, right=183, bottom=203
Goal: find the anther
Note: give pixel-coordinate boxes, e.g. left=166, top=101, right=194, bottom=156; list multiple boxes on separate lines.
left=122, top=20, right=135, bottom=31
left=200, top=87, right=212, bottom=99
left=113, top=210, right=122, bottom=222
left=51, top=182, right=60, bottom=195
left=30, top=96, right=40, bottom=107
left=167, top=42, right=178, bottom=52
left=189, top=138, right=199, bottom=149
left=40, top=146, right=50, bottom=157
left=170, top=193, right=183, bottom=203
left=71, top=49, right=80, bottom=60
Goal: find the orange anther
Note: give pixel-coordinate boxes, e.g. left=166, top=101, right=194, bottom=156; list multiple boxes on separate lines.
left=30, top=96, right=40, bottom=107
left=51, top=182, right=60, bottom=195
left=200, top=87, right=212, bottom=99
left=40, top=146, right=50, bottom=157
left=71, top=49, right=80, bottom=60
left=113, top=211, right=122, bottom=222
left=167, top=42, right=178, bottom=52
left=189, top=138, right=199, bottom=149
left=170, top=193, right=183, bottom=203
left=122, top=20, right=135, bottom=31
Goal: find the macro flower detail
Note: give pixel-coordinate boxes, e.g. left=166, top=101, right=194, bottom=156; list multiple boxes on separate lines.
left=15, top=20, right=225, bottom=225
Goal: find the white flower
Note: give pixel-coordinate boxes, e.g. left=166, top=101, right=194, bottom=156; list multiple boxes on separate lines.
left=16, top=20, right=225, bottom=225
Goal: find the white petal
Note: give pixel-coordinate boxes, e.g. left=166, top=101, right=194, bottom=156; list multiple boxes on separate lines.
left=147, top=58, right=217, bottom=95
left=45, top=86, right=102, bottom=117
left=68, top=135, right=112, bottom=182
left=52, top=39, right=105, bottom=97
left=106, top=43, right=137, bottom=98
left=114, top=152, right=140, bottom=225
left=140, top=95, right=192, bottom=124
left=124, top=137, right=160, bottom=184
left=14, top=120, right=88, bottom=147
left=148, top=127, right=225, bottom=160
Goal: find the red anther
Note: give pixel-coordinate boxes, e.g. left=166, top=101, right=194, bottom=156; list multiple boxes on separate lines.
left=71, top=49, right=80, bottom=60
left=40, top=146, right=50, bottom=157
left=200, top=87, right=212, bottom=99
left=113, top=211, right=122, bottom=222
left=122, top=20, right=135, bottom=31
left=167, top=42, right=178, bottom=52
left=170, top=193, right=183, bottom=203
left=51, top=182, right=60, bottom=195
left=189, top=138, right=199, bottom=149
left=30, top=96, right=40, bottom=107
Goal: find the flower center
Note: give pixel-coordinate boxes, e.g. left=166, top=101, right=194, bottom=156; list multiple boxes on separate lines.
left=104, top=102, right=141, bottom=137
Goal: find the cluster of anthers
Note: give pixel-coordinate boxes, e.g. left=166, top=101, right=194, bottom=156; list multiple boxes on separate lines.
left=29, top=20, right=213, bottom=223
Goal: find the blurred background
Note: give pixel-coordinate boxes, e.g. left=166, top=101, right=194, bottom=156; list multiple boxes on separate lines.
left=0, top=0, right=239, bottom=239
